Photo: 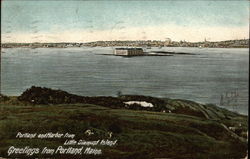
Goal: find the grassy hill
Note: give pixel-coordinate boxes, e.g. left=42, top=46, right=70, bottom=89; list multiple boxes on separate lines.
left=0, top=87, right=248, bottom=159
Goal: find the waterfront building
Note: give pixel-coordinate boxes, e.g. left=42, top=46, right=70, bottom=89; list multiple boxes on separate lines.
left=114, top=48, right=144, bottom=56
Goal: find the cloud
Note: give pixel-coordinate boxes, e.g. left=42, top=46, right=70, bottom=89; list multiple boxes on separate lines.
left=2, top=24, right=249, bottom=43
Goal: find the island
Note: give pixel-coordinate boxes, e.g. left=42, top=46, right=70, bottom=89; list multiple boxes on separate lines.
left=0, top=86, right=247, bottom=158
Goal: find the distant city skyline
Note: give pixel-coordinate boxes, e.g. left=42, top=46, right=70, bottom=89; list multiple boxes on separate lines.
left=1, top=0, right=249, bottom=43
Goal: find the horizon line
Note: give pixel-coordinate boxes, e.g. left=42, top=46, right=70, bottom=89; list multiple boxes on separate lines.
left=1, top=38, right=249, bottom=44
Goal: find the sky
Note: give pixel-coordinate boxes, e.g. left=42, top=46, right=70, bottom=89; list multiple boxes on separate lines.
left=1, top=0, right=249, bottom=43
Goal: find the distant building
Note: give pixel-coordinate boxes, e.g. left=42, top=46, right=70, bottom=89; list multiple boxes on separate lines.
left=114, top=48, right=144, bottom=56
left=164, top=38, right=172, bottom=46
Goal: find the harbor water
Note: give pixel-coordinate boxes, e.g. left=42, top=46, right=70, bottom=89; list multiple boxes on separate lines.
left=1, top=47, right=248, bottom=115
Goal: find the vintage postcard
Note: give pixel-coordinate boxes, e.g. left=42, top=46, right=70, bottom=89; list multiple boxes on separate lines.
left=0, top=0, right=249, bottom=158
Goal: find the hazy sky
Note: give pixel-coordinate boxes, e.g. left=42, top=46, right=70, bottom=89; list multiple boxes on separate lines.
left=1, top=0, right=249, bottom=43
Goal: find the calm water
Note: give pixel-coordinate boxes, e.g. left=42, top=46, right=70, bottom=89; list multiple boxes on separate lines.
left=1, top=47, right=249, bottom=115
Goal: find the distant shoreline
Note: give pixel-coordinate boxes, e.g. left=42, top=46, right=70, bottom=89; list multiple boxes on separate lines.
left=1, top=39, right=249, bottom=48
left=1, top=46, right=249, bottom=49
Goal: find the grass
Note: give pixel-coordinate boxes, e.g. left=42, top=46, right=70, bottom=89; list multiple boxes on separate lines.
left=0, top=100, right=248, bottom=159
